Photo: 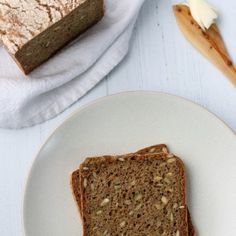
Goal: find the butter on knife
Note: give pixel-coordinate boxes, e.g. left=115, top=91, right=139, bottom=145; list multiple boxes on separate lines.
left=173, top=1, right=236, bottom=86
left=187, top=0, right=217, bottom=31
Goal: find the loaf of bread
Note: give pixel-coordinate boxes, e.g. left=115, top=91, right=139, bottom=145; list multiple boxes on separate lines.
left=0, top=0, right=104, bottom=74
left=79, top=153, right=188, bottom=235
left=71, top=144, right=196, bottom=235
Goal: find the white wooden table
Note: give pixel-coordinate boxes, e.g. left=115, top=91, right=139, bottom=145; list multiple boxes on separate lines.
left=0, top=0, right=235, bottom=235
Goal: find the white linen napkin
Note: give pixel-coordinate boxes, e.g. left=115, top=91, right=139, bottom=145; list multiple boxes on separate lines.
left=0, top=0, right=145, bottom=129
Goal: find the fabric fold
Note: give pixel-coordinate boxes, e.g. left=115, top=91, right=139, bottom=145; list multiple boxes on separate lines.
left=0, top=0, right=145, bottom=128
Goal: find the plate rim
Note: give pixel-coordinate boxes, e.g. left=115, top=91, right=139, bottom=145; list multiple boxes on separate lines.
left=21, top=90, right=236, bottom=236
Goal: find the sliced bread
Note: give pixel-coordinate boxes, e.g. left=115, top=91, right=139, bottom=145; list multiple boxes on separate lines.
left=79, top=153, right=188, bottom=235
left=71, top=144, right=167, bottom=213
left=71, top=144, right=195, bottom=235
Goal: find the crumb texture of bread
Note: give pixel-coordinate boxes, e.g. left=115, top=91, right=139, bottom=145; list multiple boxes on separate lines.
left=0, top=0, right=104, bottom=73
left=80, top=154, right=188, bottom=236
left=71, top=144, right=168, bottom=215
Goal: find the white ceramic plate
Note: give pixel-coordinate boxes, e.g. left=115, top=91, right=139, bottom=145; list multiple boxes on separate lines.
left=23, top=91, right=236, bottom=236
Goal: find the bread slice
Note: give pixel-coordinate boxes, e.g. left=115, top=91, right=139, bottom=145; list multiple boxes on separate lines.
left=71, top=144, right=196, bottom=235
left=138, top=145, right=196, bottom=236
left=71, top=144, right=167, bottom=213
left=79, top=153, right=188, bottom=235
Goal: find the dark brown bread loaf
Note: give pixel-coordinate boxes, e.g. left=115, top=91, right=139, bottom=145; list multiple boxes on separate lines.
left=71, top=144, right=196, bottom=235
left=80, top=153, right=188, bottom=236
left=0, top=0, right=104, bottom=74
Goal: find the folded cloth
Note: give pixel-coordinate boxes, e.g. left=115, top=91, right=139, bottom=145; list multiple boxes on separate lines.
left=0, top=0, right=145, bottom=129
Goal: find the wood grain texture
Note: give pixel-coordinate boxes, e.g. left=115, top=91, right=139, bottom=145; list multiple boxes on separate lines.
left=0, top=0, right=235, bottom=235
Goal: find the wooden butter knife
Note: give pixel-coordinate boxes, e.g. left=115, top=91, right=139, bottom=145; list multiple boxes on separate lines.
left=173, top=4, right=236, bottom=86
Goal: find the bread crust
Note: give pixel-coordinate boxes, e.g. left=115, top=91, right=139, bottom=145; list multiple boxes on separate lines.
left=0, top=0, right=104, bottom=74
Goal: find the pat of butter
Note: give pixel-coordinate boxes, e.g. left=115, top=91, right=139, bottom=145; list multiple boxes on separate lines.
left=185, top=0, right=218, bottom=30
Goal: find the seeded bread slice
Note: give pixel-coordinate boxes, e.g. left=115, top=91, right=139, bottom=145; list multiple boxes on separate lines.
left=71, top=144, right=196, bottom=235
left=71, top=144, right=167, bottom=213
left=137, top=145, right=195, bottom=236
left=79, top=153, right=188, bottom=236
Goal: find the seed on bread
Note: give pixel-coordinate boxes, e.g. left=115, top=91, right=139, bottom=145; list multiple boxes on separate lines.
left=120, top=221, right=126, bottom=227
left=154, top=176, right=163, bottom=181
left=167, top=153, right=174, bottom=158
left=134, top=193, right=142, bottom=201
left=83, top=178, right=88, bottom=188
left=128, top=210, right=134, bottom=216
left=103, top=229, right=110, bottom=236
left=124, top=200, right=131, bottom=205
left=130, top=180, right=136, bottom=186
left=173, top=203, right=178, bottom=209
left=100, top=198, right=109, bottom=207
left=96, top=210, right=102, bottom=215
left=114, top=178, right=121, bottom=184
left=167, top=158, right=176, bottom=163
left=164, top=178, right=171, bottom=184
left=160, top=162, right=166, bottom=167
left=92, top=172, right=97, bottom=178
left=166, top=172, right=173, bottom=177
left=134, top=203, right=142, bottom=211
left=149, top=148, right=156, bottom=153
left=114, top=185, right=121, bottom=190
left=161, top=196, right=168, bottom=205
left=155, top=203, right=162, bottom=210
left=114, top=178, right=121, bottom=190
left=162, top=147, right=168, bottom=153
